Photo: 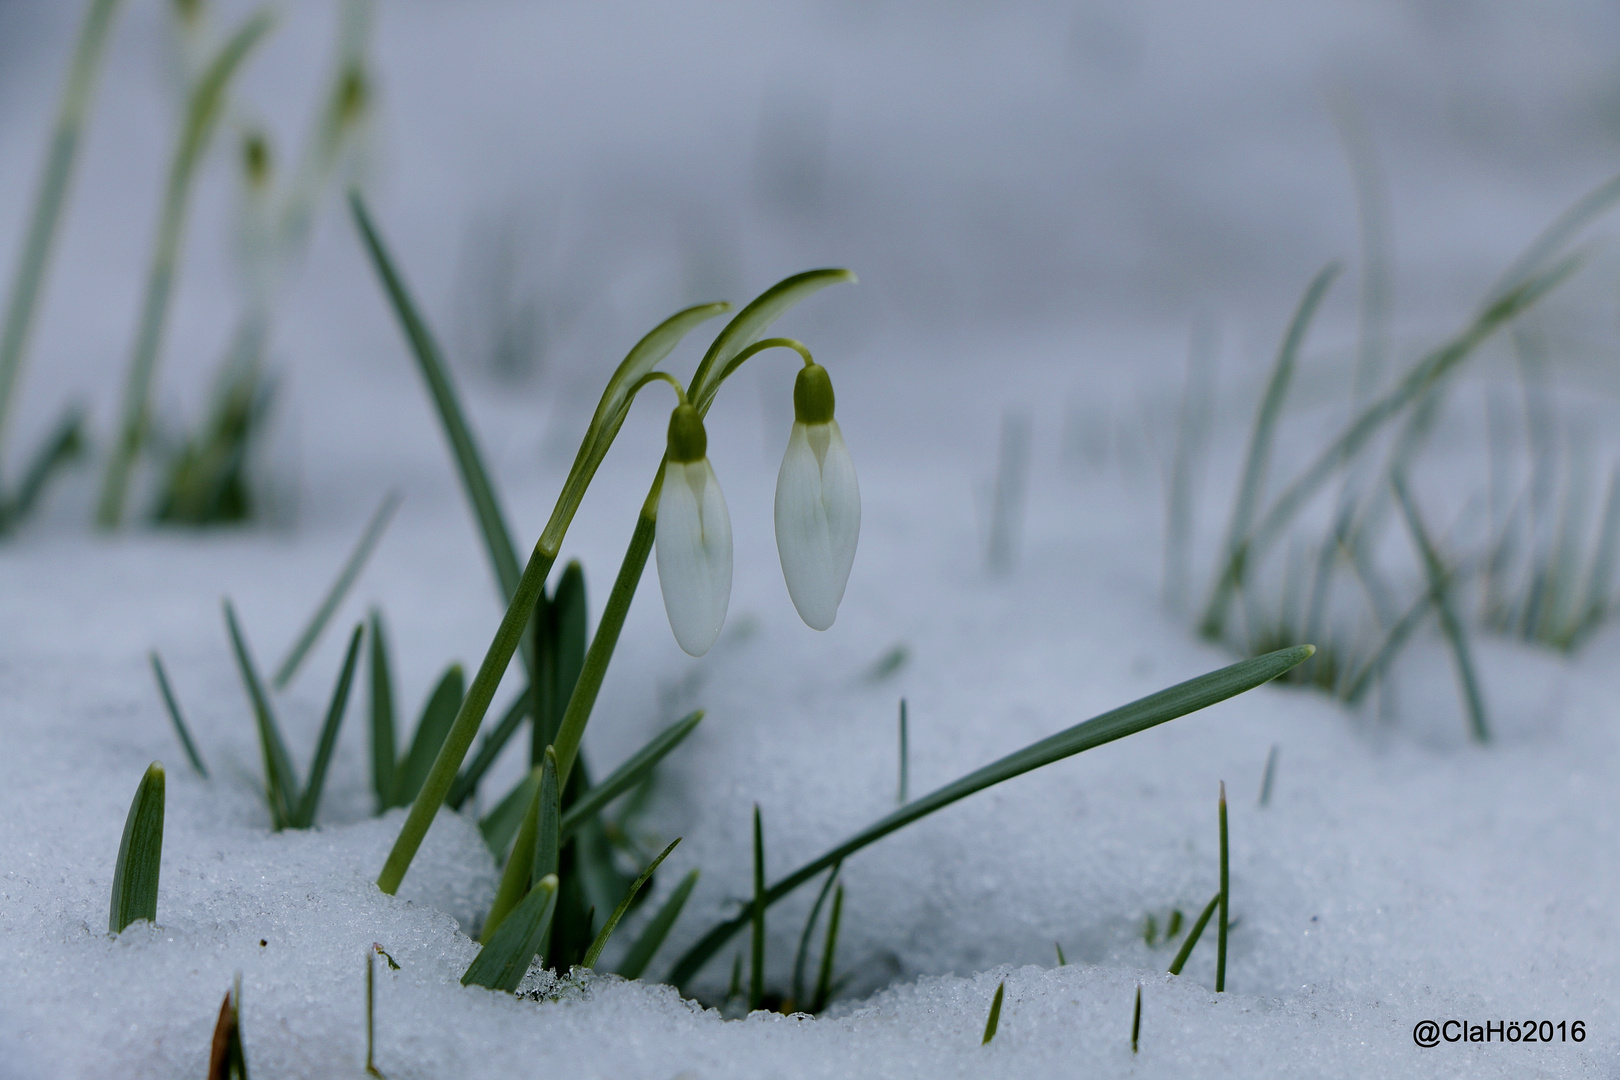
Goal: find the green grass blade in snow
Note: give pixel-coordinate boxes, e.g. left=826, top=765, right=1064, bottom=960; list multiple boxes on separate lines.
left=450, top=687, right=531, bottom=810
left=810, top=883, right=844, bottom=1014
left=482, top=766, right=543, bottom=943
left=289, top=624, right=363, bottom=828
left=0, top=0, right=123, bottom=470
left=348, top=193, right=521, bottom=599
left=150, top=651, right=207, bottom=778
left=668, top=644, right=1313, bottom=989
left=616, top=867, right=700, bottom=981
left=368, top=609, right=396, bottom=812
left=97, top=9, right=274, bottom=528
left=558, top=710, right=703, bottom=840
left=7, top=406, right=85, bottom=525
left=1216, top=781, right=1229, bottom=992
left=534, top=748, right=561, bottom=884
left=1168, top=892, right=1219, bottom=976
left=582, top=837, right=681, bottom=969
left=225, top=600, right=298, bottom=828
left=273, top=492, right=398, bottom=689
left=462, top=873, right=559, bottom=993
left=792, top=862, right=842, bottom=1008
left=479, top=767, right=540, bottom=862
left=538, top=560, right=587, bottom=754
left=1393, top=474, right=1489, bottom=742
left=391, top=664, right=464, bottom=807
left=110, top=762, right=164, bottom=932
left=750, top=805, right=766, bottom=1011
left=982, top=981, right=1005, bottom=1045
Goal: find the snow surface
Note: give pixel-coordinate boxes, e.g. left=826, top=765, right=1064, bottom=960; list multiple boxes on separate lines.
left=3, top=1, right=1620, bottom=1077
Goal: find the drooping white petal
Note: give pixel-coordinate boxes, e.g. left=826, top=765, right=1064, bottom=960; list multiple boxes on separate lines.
left=775, top=419, right=861, bottom=630
left=655, top=458, right=733, bottom=656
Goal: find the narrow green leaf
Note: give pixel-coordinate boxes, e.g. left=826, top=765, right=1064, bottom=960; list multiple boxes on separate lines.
left=97, top=8, right=275, bottom=528
left=368, top=609, right=396, bottom=813
left=690, top=268, right=857, bottom=412
left=289, top=623, right=363, bottom=828
left=791, top=862, right=842, bottom=1008
left=1257, top=744, right=1278, bottom=808
left=1054, top=942, right=1066, bottom=967
left=450, top=687, right=531, bottom=810
left=7, top=405, right=85, bottom=525
left=616, top=867, right=700, bottom=981
left=150, top=651, right=207, bottom=778
left=348, top=193, right=521, bottom=600
left=478, top=768, right=539, bottom=861
left=1392, top=474, right=1489, bottom=743
left=482, top=766, right=542, bottom=943
left=750, top=805, right=766, bottom=1011
left=1131, top=985, right=1142, bottom=1054
left=461, top=873, right=559, bottom=993
left=224, top=600, right=297, bottom=829
left=1168, top=893, right=1220, bottom=976
left=581, top=837, right=682, bottom=969
left=273, top=492, right=399, bottom=689
left=110, top=761, right=164, bottom=932
left=897, top=699, right=908, bottom=805
left=0, top=0, right=123, bottom=472
left=1216, top=781, right=1229, bottom=993
left=392, top=664, right=465, bottom=807
left=982, top=981, right=1005, bottom=1045
left=668, top=645, right=1313, bottom=989
left=534, top=747, right=560, bottom=885
left=809, top=883, right=844, bottom=1014
left=546, top=561, right=587, bottom=752
left=558, top=710, right=703, bottom=841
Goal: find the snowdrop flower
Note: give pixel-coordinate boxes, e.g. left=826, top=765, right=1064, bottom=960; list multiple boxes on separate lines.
left=775, top=362, right=860, bottom=630
left=655, top=403, right=733, bottom=656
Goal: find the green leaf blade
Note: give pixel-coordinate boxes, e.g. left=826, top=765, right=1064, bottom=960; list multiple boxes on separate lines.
left=616, top=867, right=699, bottom=981
left=462, top=874, right=559, bottom=993
left=559, top=710, right=702, bottom=841
left=224, top=600, right=298, bottom=828
left=110, top=762, right=165, bottom=933
left=290, top=623, right=364, bottom=828
left=581, top=838, right=682, bottom=970
left=393, top=664, right=465, bottom=807
left=150, top=651, right=207, bottom=778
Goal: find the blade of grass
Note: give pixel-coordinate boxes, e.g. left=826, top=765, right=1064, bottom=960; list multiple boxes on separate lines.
left=0, top=0, right=123, bottom=468
left=1257, top=744, right=1278, bottom=808
left=97, top=9, right=275, bottom=528
left=791, top=862, right=842, bottom=1008
left=534, top=747, right=560, bottom=884
left=1131, top=985, right=1142, bottom=1053
left=1203, top=263, right=1341, bottom=639
left=750, top=805, right=766, bottom=1011
left=809, top=882, right=844, bottom=1014
left=349, top=195, right=520, bottom=598
left=1216, top=781, right=1228, bottom=992
left=109, top=761, right=165, bottom=932
left=1392, top=474, right=1489, bottom=743
left=540, top=561, right=587, bottom=754
left=448, top=687, right=531, bottom=810
left=273, top=492, right=399, bottom=689
left=617, top=867, right=700, bottom=981
left=1167, top=893, right=1219, bottom=975
left=150, top=652, right=207, bottom=778
left=368, top=609, right=395, bottom=813
left=461, top=874, right=559, bottom=993
left=391, top=664, right=465, bottom=807
left=897, top=699, right=908, bottom=805
left=365, top=947, right=384, bottom=1079
left=982, top=981, right=1005, bottom=1045
left=224, top=599, right=297, bottom=828
left=581, top=837, right=682, bottom=969
left=479, top=768, right=539, bottom=861
left=206, top=977, right=247, bottom=1080
left=557, top=710, right=703, bottom=841
left=289, top=623, right=363, bottom=828
left=6, top=405, right=85, bottom=525
left=1054, top=942, right=1066, bottom=967
left=669, top=645, right=1314, bottom=989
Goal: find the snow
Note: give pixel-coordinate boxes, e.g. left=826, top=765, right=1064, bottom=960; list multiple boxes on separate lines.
left=3, top=1, right=1620, bottom=1077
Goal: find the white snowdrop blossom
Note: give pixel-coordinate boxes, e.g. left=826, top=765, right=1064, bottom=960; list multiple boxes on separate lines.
left=775, top=362, right=860, bottom=630
left=655, top=403, right=733, bottom=656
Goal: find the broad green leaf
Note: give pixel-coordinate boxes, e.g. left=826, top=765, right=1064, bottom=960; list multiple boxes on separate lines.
left=110, top=761, right=164, bottom=932
left=478, top=768, right=538, bottom=861
left=462, top=873, right=559, bottom=993
left=482, top=766, right=542, bottom=943
left=392, top=664, right=464, bottom=807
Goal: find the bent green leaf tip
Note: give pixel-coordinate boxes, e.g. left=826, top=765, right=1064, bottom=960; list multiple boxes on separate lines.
left=110, top=761, right=165, bottom=933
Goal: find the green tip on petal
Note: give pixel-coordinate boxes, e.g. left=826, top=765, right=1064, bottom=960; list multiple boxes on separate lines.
left=793, top=365, right=835, bottom=425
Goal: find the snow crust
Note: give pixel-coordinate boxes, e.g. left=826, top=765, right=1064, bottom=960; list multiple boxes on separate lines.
left=3, top=1, right=1620, bottom=1077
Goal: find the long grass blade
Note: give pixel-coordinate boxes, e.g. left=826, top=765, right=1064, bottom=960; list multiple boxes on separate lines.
left=1167, top=892, right=1219, bottom=975
left=1216, top=781, right=1229, bottom=992
left=289, top=624, right=363, bottom=828
left=224, top=600, right=298, bottom=828
left=897, top=699, right=909, bottom=805
left=449, top=687, right=531, bottom=810
left=809, top=883, right=844, bottom=1014
left=791, top=862, right=842, bottom=1008
left=1392, top=475, right=1490, bottom=742
left=97, top=9, right=275, bottom=528
left=616, top=867, right=699, bottom=981
left=558, top=711, right=703, bottom=840
left=0, top=0, right=123, bottom=468
left=110, top=762, right=165, bottom=932
left=482, top=767, right=543, bottom=941
left=348, top=194, right=520, bottom=599
left=391, top=664, right=465, bottom=807
left=6, top=406, right=85, bottom=525
left=273, top=492, right=399, bottom=689
left=668, top=645, right=1312, bottom=989
left=750, top=805, right=766, bottom=1011
left=150, top=652, right=207, bottom=778
left=537, top=560, right=587, bottom=754
left=1131, top=985, right=1142, bottom=1054
left=581, top=837, right=682, bottom=969
left=461, top=874, right=559, bottom=993
left=368, top=609, right=395, bottom=812
left=982, top=981, right=1005, bottom=1045
left=534, top=747, right=560, bottom=884
left=1203, top=263, right=1341, bottom=639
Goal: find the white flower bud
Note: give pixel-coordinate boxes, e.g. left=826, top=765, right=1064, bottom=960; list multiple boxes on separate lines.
left=774, top=363, right=860, bottom=630
left=655, top=406, right=733, bottom=657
